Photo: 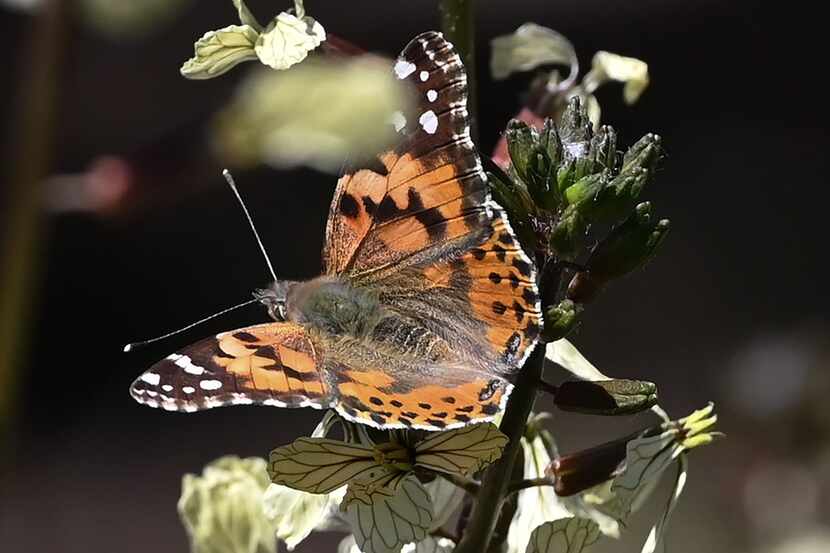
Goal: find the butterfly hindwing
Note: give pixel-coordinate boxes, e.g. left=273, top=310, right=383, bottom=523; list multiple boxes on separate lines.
left=130, top=323, right=330, bottom=412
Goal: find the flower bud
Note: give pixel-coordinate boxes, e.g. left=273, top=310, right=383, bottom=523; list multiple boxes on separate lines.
left=506, top=119, right=538, bottom=186
left=621, top=133, right=662, bottom=178
left=541, top=299, right=583, bottom=342
left=547, top=435, right=629, bottom=497
left=553, top=379, right=658, bottom=415
left=586, top=201, right=670, bottom=279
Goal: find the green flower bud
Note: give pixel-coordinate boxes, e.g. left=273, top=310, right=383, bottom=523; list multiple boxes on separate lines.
left=550, top=204, right=587, bottom=258
left=586, top=201, right=670, bottom=279
left=487, top=169, right=537, bottom=253
left=589, top=125, right=617, bottom=170
left=621, top=133, right=662, bottom=178
left=539, top=118, right=563, bottom=171
left=553, top=379, right=658, bottom=415
left=558, top=97, right=593, bottom=157
left=178, top=456, right=277, bottom=553
left=542, top=299, right=583, bottom=342
left=506, top=119, right=538, bottom=186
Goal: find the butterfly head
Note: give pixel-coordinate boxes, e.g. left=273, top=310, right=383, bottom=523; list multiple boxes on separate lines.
left=254, top=280, right=292, bottom=321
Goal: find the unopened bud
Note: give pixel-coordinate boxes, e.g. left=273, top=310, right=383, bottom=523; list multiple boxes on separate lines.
left=553, top=379, right=658, bottom=415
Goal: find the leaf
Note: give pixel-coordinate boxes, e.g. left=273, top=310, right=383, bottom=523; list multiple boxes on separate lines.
left=526, top=518, right=601, bottom=553
left=232, top=0, right=262, bottom=32
left=491, top=23, right=578, bottom=81
left=583, top=51, right=649, bottom=104
left=414, top=423, right=508, bottom=476
left=545, top=339, right=610, bottom=381
left=345, top=475, right=433, bottom=553
left=254, top=11, right=325, bottom=71
left=180, top=25, right=259, bottom=80
left=269, top=438, right=395, bottom=494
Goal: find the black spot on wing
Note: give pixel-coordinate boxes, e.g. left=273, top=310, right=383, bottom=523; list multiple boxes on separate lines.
left=339, top=194, right=360, bottom=219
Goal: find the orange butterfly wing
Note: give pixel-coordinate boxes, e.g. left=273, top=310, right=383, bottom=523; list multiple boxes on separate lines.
left=130, top=323, right=330, bottom=412
left=323, top=31, right=541, bottom=367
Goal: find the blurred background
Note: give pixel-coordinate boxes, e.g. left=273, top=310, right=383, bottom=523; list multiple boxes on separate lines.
left=0, top=1, right=827, bottom=552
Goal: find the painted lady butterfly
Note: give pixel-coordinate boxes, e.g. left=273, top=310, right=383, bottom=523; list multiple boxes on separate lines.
left=130, top=32, right=542, bottom=430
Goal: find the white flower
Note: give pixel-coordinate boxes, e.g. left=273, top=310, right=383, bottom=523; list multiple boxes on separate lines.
left=255, top=11, right=325, bottom=70
left=177, top=456, right=277, bottom=553
left=262, top=484, right=346, bottom=550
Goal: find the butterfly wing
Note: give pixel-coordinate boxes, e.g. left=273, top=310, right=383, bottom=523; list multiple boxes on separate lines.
left=323, top=31, right=541, bottom=368
left=130, top=322, right=331, bottom=412
left=323, top=31, right=490, bottom=277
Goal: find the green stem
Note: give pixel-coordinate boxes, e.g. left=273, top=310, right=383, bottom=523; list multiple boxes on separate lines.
left=453, top=345, right=545, bottom=553
left=435, top=471, right=481, bottom=495
left=0, top=0, right=66, bottom=468
left=438, top=0, right=477, bottom=141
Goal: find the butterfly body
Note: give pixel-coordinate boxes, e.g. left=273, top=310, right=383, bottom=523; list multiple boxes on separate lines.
left=130, top=32, right=542, bottom=430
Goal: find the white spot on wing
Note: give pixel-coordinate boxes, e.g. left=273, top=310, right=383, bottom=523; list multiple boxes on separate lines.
left=140, top=373, right=160, bottom=386
left=419, top=110, right=438, bottom=134
left=419, top=70, right=429, bottom=82
left=169, top=354, right=205, bottom=375
left=390, top=110, right=406, bottom=133
left=394, top=59, right=416, bottom=79
left=182, top=386, right=195, bottom=394
left=161, top=384, right=173, bottom=392
left=427, top=89, right=438, bottom=102
left=199, top=379, right=223, bottom=391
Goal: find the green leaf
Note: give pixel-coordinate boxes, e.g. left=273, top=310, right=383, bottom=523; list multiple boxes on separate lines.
left=345, top=475, right=433, bottom=553
left=232, top=0, right=263, bottom=32
left=491, top=23, right=577, bottom=81
left=414, top=423, right=508, bottom=476
left=180, top=25, right=259, bottom=80
left=526, top=518, right=601, bottom=553
left=254, top=12, right=325, bottom=70
left=268, top=438, right=395, bottom=494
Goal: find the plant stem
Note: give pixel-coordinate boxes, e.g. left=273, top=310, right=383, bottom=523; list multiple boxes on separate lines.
left=0, top=0, right=67, bottom=468
left=506, top=476, right=556, bottom=496
left=453, top=345, right=545, bottom=553
left=436, top=471, right=481, bottom=495
left=439, top=0, right=477, bottom=140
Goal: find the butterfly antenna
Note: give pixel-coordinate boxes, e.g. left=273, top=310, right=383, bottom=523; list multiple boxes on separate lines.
left=122, top=298, right=260, bottom=352
left=222, top=169, right=278, bottom=282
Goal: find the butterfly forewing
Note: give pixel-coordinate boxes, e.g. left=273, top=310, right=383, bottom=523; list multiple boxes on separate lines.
left=130, top=323, right=330, bottom=412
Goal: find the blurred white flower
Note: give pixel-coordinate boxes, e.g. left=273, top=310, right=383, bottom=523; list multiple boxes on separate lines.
left=177, top=456, right=276, bottom=553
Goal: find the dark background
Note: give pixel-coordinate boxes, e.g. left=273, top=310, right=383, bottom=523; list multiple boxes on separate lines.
left=1, top=1, right=828, bottom=552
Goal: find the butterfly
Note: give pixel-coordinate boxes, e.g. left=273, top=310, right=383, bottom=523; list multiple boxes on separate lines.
left=130, top=31, right=542, bottom=431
